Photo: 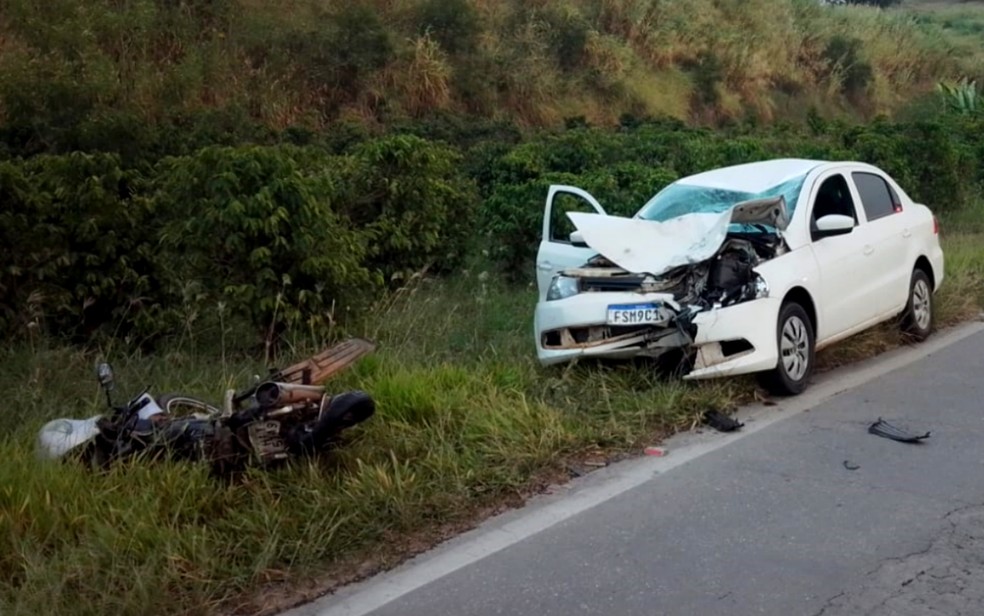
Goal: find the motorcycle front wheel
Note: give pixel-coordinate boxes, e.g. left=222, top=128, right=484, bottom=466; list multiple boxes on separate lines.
left=157, top=393, right=223, bottom=419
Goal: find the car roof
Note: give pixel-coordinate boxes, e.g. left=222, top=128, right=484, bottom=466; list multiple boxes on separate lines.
left=675, top=159, right=830, bottom=193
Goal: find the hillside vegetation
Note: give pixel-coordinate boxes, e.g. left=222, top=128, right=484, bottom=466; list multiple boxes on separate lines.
left=0, top=0, right=975, bottom=155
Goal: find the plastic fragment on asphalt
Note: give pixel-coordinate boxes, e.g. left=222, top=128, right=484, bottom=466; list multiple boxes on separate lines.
left=868, top=417, right=931, bottom=443
left=703, top=409, right=744, bottom=432
left=644, top=446, right=668, bottom=457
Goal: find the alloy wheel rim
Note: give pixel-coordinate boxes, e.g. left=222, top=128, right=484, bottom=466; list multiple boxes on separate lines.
left=913, top=278, right=931, bottom=331
left=780, top=315, right=810, bottom=381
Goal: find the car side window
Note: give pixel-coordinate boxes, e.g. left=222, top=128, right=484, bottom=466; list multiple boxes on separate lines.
left=852, top=172, right=898, bottom=222
left=811, top=174, right=858, bottom=229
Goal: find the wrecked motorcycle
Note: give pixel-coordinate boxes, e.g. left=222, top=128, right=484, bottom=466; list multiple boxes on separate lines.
left=36, top=339, right=377, bottom=475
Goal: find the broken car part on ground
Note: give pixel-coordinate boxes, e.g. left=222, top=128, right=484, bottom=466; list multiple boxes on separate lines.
left=868, top=417, right=932, bottom=443
left=533, top=159, right=945, bottom=395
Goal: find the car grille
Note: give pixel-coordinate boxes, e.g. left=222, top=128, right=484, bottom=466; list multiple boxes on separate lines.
left=579, top=276, right=647, bottom=293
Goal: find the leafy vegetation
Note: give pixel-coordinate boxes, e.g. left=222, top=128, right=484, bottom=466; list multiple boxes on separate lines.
left=938, top=78, right=981, bottom=114
left=0, top=0, right=974, bottom=150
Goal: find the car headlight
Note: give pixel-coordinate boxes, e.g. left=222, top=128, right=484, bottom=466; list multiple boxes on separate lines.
left=546, top=275, right=580, bottom=301
left=753, top=274, right=769, bottom=299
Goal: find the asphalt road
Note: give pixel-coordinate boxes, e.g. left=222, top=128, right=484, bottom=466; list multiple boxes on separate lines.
left=289, top=324, right=984, bottom=616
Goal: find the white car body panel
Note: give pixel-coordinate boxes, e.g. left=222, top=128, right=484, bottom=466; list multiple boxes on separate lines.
left=564, top=190, right=791, bottom=280
left=533, top=159, right=945, bottom=381
left=566, top=210, right=733, bottom=277
left=535, top=185, right=605, bottom=301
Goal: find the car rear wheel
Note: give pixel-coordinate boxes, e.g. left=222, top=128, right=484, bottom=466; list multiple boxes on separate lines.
left=759, top=302, right=815, bottom=396
left=900, top=268, right=933, bottom=342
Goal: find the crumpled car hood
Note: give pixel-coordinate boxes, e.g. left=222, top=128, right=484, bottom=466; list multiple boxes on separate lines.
left=566, top=195, right=787, bottom=277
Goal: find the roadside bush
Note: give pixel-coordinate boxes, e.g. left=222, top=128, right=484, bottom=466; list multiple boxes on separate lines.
left=154, top=146, right=378, bottom=348
left=902, top=121, right=973, bottom=210
left=482, top=175, right=577, bottom=276
left=0, top=153, right=156, bottom=340
left=339, top=135, right=480, bottom=280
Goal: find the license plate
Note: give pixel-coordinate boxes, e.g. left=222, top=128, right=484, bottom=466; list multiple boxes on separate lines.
left=607, top=303, right=664, bottom=325
left=247, top=420, right=288, bottom=461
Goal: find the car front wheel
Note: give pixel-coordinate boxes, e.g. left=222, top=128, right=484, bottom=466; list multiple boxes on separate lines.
left=760, top=302, right=815, bottom=396
left=901, top=268, right=933, bottom=342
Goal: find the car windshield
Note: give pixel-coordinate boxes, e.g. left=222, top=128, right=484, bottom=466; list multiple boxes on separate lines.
left=635, top=173, right=809, bottom=228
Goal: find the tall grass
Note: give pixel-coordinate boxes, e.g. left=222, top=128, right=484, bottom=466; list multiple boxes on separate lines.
left=2, top=231, right=982, bottom=615
left=0, top=0, right=972, bottom=137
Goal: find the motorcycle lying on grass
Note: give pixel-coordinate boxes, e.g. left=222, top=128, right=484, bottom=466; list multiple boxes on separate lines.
left=36, top=338, right=377, bottom=477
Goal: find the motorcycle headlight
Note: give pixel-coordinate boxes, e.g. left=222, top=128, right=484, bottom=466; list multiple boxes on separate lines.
left=546, top=275, right=580, bottom=301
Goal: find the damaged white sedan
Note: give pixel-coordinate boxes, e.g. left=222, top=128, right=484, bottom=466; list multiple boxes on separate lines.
left=534, top=159, right=944, bottom=395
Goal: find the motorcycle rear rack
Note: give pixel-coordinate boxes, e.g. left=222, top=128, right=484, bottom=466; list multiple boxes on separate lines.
left=227, top=338, right=376, bottom=412
left=277, top=337, right=376, bottom=385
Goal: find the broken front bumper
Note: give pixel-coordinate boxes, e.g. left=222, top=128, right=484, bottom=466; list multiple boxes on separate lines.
left=535, top=292, right=782, bottom=379
left=534, top=291, right=682, bottom=366
left=685, top=296, right=781, bottom=379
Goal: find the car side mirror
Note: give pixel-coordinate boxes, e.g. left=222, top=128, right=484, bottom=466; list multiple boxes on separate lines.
left=569, top=230, right=588, bottom=247
left=814, top=214, right=854, bottom=238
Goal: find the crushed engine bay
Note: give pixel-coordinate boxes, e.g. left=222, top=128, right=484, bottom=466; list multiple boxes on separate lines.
left=540, top=236, right=785, bottom=356
left=538, top=195, right=791, bottom=357
left=566, top=231, right=784, bottom=310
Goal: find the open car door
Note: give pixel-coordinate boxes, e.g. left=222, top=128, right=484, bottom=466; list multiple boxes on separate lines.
left=536, top=185, right=606, bottom=300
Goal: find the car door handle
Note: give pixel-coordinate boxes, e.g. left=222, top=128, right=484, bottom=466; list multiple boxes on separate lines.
left=537, top=261, right=553, bottom=271
left=863, top=245, right=874, bottom=256
left=902, top=228, right=912, bottom=238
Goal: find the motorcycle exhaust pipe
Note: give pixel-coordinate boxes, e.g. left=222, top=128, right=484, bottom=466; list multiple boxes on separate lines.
left=254, top=382, right=325, bottom=407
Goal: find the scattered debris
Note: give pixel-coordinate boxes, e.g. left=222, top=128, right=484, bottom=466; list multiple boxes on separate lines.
left=843, top=460, right=860, bottom=471
left=703, top=409, right=744, bottom=432
left=644, top=446, right=668, bottom=457
left=868, top=417, right=931, bottom=443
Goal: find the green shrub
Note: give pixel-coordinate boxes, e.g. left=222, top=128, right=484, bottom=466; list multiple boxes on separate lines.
left=341, top=135, right=480, bottom=279
left=0, top=153, right=155, bottom=340
left=154, top=146, right=378, bottom=347
left=937, top=78, right=981, bottom=116
left=902, top=121, right=972, bottom=210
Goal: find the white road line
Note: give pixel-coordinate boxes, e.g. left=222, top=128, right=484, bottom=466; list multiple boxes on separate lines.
left=283, top=322, right=984, bottom=616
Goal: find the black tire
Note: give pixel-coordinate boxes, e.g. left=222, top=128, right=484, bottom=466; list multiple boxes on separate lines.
left=156, top=393, right=222, bottom=418
left=287, top=391, right=376, bottom=455
left=759, top=302, right=815, bottom=396
left=900, top=268, right=933, bottom=342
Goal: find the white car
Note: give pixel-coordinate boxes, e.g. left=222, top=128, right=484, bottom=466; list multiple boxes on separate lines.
left=533, top=159, right=944, bottom=395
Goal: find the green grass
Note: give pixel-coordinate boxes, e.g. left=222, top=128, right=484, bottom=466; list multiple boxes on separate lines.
left=2, top=233, right=983, bottom=615
left=904, top=0, right=984, bottom=79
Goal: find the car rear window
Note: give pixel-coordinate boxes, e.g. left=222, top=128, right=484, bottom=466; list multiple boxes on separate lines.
left=852, top=172, right=898, bottom=222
